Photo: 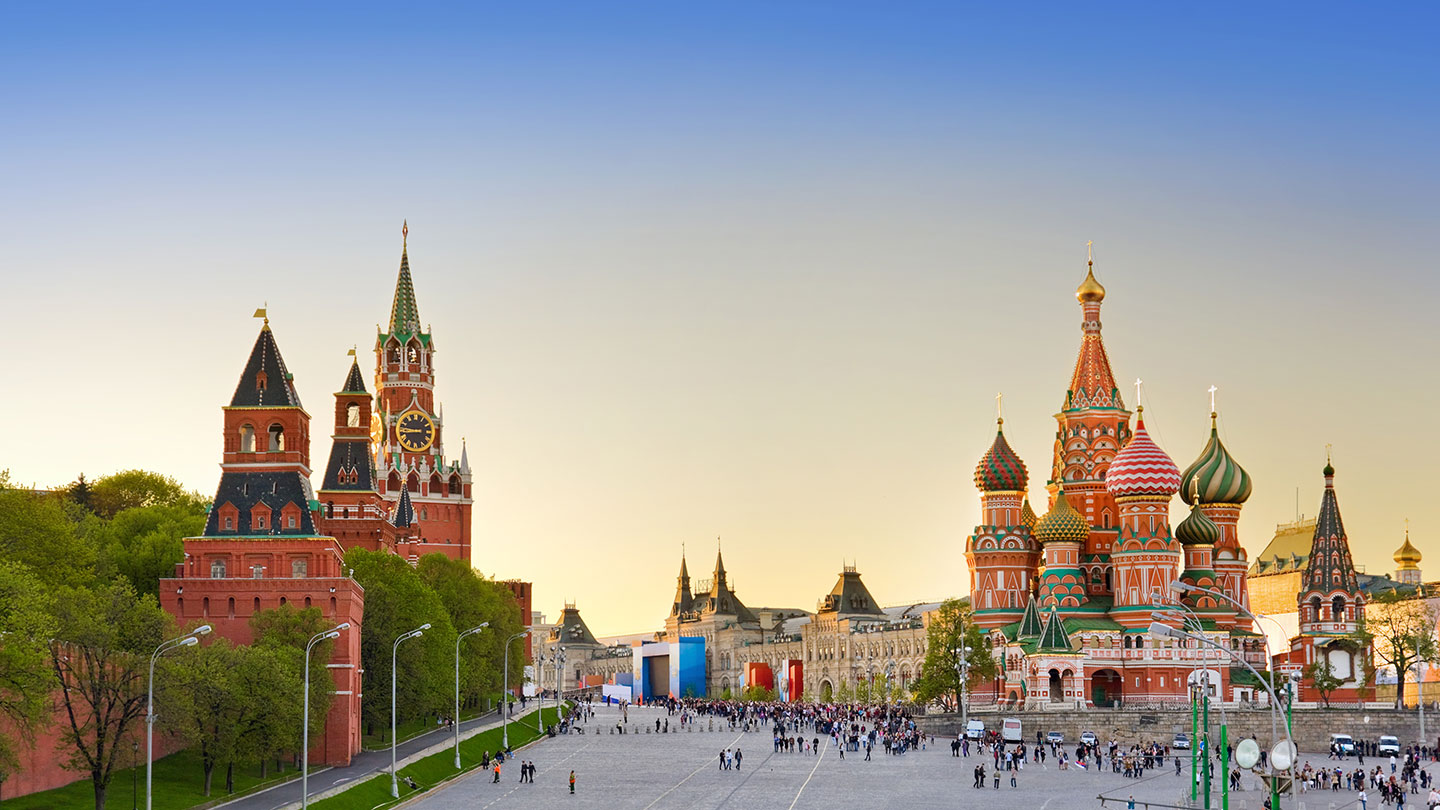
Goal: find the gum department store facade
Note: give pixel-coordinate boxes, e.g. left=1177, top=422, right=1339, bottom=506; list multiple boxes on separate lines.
left=547, top=260, right=1368, bottom=708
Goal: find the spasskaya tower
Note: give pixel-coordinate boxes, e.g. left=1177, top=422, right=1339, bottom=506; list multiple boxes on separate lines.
left=372, top=222, right=473, bottom=562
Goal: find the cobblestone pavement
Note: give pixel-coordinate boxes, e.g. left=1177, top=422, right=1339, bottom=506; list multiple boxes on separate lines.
left=403, top=703, right=1400, bottom=810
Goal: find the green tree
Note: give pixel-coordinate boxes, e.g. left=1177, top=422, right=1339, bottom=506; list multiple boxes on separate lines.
left=88, top=470, right=203, bottom=520
left=66, top=474, right=94, bottom=511
left=49, top=580, right=173, bottom=810
left=93, top=504, right=206, bottom=597
left=1355, top=590, right=1438, bottom=709
left=834, top=679, right=853, bottom=704
left=1304, top=659, right=1344, bottom=709
left=739, top=684, right=775, bottom=702
left=0, top=473, right=96, bottom=588
left=345, top=549, right=456, bottom=737
left=247, top=606, right=333, bottom=779
left=911, top=598, right=997, bottom=711
left=0, top=561, right=57, bottom=787
left=415, top=555, right=524, bottom=710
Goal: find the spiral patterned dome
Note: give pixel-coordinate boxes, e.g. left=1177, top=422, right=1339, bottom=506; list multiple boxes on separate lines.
left=1020, top=497, right=1038, bottom=531
left=1179, top=414, right=1252, bottom=505
left=1034, top=485, right=1090, bottom=545
left=1105, top=410, right=1182, bottom=498
left=974, top=420, right=1028, bottom=492
left=1175, top=502, right=1221, bottom=546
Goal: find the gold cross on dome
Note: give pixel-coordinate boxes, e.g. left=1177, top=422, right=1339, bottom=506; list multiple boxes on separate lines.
left=1134, top=378, right=1143, bottom=405
left=1086, top=240, right=1094, bottom=264
left=996, top=392, right=1004, bottom=422
left=1208, top=385, right=1217, bottom=413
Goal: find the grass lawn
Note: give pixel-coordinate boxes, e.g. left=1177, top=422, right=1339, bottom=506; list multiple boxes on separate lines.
left=4, top=747, right=298, bottom=810
left=311, top=704, right=568, bottom=810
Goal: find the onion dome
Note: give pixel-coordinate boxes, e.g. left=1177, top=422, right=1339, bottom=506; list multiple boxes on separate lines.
left=1175, top=502, right=1221, bottom=546
left=1020, top=497, right=1038, bottom=531
left=1180, top=413, right=1252, bottom=505
left=1076, top=263, right=1106, bottom=303
left=1105, top=408, right=1182, bottom=498
left=974, top=419, right=1028, bottom=492
left=1395, top=530, right=1422, bottom=568
left=1034, top=485, right=1090, bottom=545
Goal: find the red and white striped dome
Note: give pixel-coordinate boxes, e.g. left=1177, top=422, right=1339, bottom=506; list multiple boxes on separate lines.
left=1105, top=411, right=1181, bottom=498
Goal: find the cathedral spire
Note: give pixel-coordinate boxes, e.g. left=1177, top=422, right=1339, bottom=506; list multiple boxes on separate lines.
left=1303, top=457, right=1358, bottom=595
left=1065, top=253, right=1123, bottom=412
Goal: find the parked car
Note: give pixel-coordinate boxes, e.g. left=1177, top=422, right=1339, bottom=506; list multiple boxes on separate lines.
left=1080, top=731, right=1098, bottom=746
left=1330, top=733, right=1357, bottom=756
left=966, top=719, right=985, bottom=740
left=1378, top=735, right=1400, bottom=756
left=1046, top=731, right=1065, bottom=745
left=1173, top=732, right=1191, bottom=750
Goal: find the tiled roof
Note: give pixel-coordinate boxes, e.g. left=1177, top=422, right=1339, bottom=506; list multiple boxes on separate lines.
left=320, top=439, right=375, bottom=491
left=230, top=325, right=302, bottom=408
left=342, top=360, right=367, bottom=394
left=204, top=471, right=316, bottom=536
left=393, top=488, right=415, bottom=528
left=1302, top=465, right=1359, bottom=595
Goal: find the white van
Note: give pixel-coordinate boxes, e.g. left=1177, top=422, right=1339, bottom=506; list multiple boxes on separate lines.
left=1002, top=718, right=1023, bottom=743
left=1330, top=733, right=1356, bottom=756
left=966, top=719, right=985, bottom=740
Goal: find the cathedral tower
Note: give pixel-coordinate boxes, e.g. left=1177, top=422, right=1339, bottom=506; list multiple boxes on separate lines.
left=1179, top=408, right=1254, bottom=628
left=966, top=417, right=1040, bottom=627
left=1050, top=257, right=1131, bottom=600
left=373, top=223, right=474, bottom=562
left=1104, top=407, right=1182, bottom=627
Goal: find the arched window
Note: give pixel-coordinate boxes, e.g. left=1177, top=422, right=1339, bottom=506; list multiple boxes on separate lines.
left=210, top=559, right=227, bottom=578
left=407, top=473, right=420, bottom=493
left=202, top=597, right=210, bottom=617
left=449, top=475, right=462, bottom=495
left=1332, top=595, right=1346, bottom=621
left=347, top=403, right=361, bottom=427
left=227, top=597, right=235, bottom=619
left=420, top=507, right=427, bottom=521
left=239, top=424, right=255, bottom=453
left=326, top=501, right=334, bottom=518
left=1309, top=595, right=1322, bottom=621
left=268, top=424, right=285, bottom=452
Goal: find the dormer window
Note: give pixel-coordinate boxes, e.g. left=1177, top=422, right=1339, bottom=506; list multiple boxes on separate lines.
left=224, top=516, right=234, bottom=530
left=256, top=371, right=268, bottom=391
left=287, top=514, right=296, bottom=529
left=255, top=514, right=267, bottom=530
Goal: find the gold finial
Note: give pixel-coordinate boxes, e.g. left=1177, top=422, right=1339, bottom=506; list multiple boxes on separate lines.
left=1134, top=378, right=1143, bottom=410
left=402, top=219, right=408, bottom=249
left=996, top=392, right=1004, bottom=426
left=1086, top=239, right=1094, bottom=266
left=1191, top=474, right=1201, bottom=501
left=1326, top=443, right=1333, bottom=464
left=1208, top=385, right=1217, bottom=415
left=1076, top=247, right=1106, bottom=303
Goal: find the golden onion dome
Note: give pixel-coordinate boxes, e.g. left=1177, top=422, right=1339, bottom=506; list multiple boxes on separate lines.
left=1076, top=263, right=1106, bottom=303
left=1395, top=532, right=1422, bottom=567
left=1034, top=485, right=1091, bottom=545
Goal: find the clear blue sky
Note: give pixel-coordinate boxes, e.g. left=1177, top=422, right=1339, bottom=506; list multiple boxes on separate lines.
left=4, top=2, right=1437, bottom=635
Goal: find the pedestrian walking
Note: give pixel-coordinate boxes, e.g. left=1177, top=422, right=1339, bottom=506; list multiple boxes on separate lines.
left=570, top=770, right=576, bottom=794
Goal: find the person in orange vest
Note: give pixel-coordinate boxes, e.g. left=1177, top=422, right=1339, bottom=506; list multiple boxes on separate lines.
left=569, top=770, right=576, bottom=794
left=492, top=760, right=501, bottom=783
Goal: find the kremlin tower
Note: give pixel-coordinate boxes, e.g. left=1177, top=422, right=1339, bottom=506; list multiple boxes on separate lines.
left=371, top=224, right=474, bottom=562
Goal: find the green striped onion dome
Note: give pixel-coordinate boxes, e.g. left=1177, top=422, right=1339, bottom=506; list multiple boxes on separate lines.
left=1034, top=486, right=1090, bottom=545
left=1175, top=502, right=1221, bottom=546
left=1179, top=414, right=1253, bottom=505
left=974, top=420, right=1028, bottom=492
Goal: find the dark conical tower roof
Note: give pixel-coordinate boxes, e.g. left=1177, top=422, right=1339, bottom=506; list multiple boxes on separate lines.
left=342, top=359, right=367, bottom=394
left=1302, top=461, right=1359, bottom=594
left=672, top=551, right=693, bottom=616
left=393, top=487, right=416, bottom=528
left=230, top=323, right=302, bottom=408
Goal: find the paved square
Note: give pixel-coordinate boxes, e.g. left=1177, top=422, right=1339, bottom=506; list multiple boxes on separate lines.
left=403, top=703, right=1362, bottom=810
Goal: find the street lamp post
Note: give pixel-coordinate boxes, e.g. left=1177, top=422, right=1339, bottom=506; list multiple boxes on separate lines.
left=453, top=622, right=489, bottom=769
left=391, top=623, right=430, bottom=799
left=502, top=630, right=528, bottom=750
left=147, top=625, right=210, bottom=810
left=132, top=741, right=138, bottom=810
left=954, top=645, right=972, bottom=734
left=302, top=623, right=349, bottom=810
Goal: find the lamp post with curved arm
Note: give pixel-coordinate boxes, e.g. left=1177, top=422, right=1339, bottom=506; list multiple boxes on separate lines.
left=454, top=622, right=489, bottom=769
left=501, top=629, right=529, bottom=750
left=302, top=623, right=349, bottom=810
left=391, top=623, right=430, bottom=798
left=147, top=625, right=210, bottom=810
left=1153, top=591, right=1214, bottom=805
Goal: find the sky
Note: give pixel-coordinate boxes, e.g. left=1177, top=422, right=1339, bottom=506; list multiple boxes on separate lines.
left=3, top=2, right=1437, bottom=636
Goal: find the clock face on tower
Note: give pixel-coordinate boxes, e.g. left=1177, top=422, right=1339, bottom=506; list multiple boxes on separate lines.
left=396, top=410, right=435, bottom=453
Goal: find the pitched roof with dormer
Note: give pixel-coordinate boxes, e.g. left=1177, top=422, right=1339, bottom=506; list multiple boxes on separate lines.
left=230, top=323, right=303, bottom=408
left=818, top=566, right=886, bottom=618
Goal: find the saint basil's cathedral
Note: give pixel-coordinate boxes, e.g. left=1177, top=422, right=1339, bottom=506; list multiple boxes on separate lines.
left=159, top=226, right=473, bottom=765
left=965, top=259, right=1369, bottom=707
